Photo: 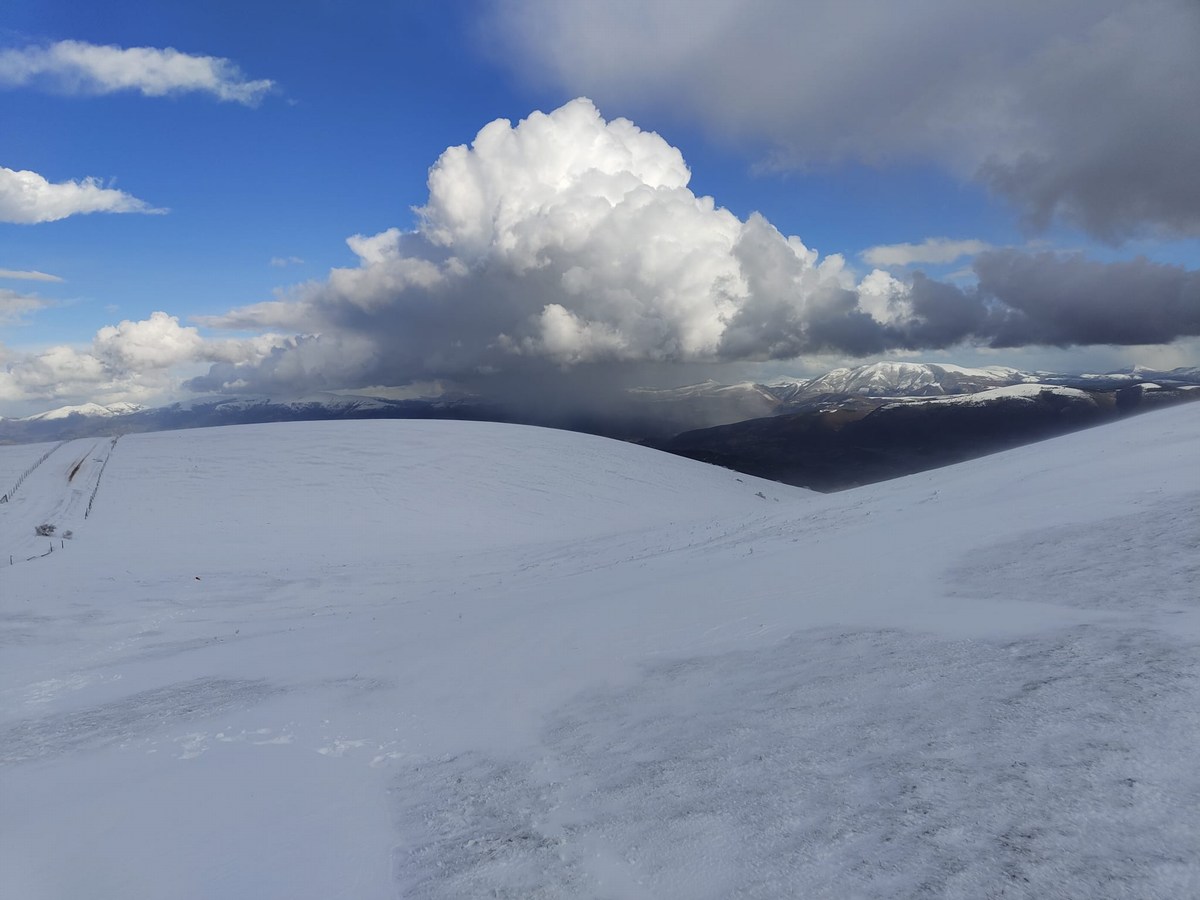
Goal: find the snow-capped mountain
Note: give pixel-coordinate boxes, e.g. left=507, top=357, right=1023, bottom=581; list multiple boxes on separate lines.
left=2, top=407, right=1198, bottom=897
left=16, top=401, right=145, bottom=422
left=779, top=361, right=1031, bottom=399
left=0, top=392, right=491, bottom=445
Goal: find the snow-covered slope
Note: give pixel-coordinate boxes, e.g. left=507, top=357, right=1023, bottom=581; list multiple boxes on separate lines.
left=2, top=411, right=1198, bottom=899
left=880, top=382, right=1097, bottom=408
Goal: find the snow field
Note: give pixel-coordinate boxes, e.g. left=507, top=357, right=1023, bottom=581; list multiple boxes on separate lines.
left=2, top=410, right=1199, bottom=898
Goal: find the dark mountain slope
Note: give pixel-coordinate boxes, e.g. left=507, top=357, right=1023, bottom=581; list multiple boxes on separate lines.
left=663, top=384, right=1199, bottom=490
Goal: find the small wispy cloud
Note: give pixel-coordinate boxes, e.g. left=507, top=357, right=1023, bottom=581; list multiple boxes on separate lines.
left=0, top=267, right=63, bottom=282
left=0, top=287, right=52, bottom=324
left=862, top=238, right=992, bottom=268
left=269, top=256, right=305, bottom=268
left=0, top=165, right=164, bottom=224
left=0, top=40, right=276, bottom=105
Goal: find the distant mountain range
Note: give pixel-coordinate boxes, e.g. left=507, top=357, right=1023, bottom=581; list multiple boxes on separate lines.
left=0, top=391, right=496, bottom=445
left=3, top=362, right=1198, bottom=489
left=779, top=361, right=1033, bottom=398
left=14, top=401, right=146, bottom=422
left=660, top=366, right=1200, bottom=490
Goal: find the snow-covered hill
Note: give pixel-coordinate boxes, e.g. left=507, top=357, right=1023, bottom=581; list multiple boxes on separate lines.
left=2, top=410, right=1199, bottom=898
left=879, top=382, right=1096, bottom=408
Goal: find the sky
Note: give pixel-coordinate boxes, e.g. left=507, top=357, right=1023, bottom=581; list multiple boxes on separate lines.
left=1, top=0, right=1198, bottom=416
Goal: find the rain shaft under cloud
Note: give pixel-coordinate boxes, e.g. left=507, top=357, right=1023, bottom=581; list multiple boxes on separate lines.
left=189, top=99, right=1200, bottom=400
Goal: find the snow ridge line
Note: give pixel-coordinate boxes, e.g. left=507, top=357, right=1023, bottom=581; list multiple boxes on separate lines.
left=84, top=436, right=120, bottom=520
left=1, top=441, right=68, bottom=505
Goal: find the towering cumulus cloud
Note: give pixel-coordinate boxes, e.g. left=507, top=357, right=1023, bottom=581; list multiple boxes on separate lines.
left=195, top=99, right=883, bottom=393
left=192, top=99, right=1200, bottom=398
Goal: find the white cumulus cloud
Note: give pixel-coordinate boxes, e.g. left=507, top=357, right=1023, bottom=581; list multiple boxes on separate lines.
left=194, top=98, right=874, bottom=395
left=0, top=40, right=275, bottom=105
left=0, top=312, right=287, bottom=409
left=93, top=311, right=208, bottom=369
left=0, top=165, right=162, bottom=224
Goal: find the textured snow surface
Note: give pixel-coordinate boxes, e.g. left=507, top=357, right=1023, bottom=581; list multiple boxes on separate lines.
left=2, top=411, right=1199, bottom=899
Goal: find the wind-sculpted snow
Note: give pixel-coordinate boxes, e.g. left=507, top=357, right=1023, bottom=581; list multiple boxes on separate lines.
left=948, top=490, right=1200, bottom=612
left=395, top=627, right=1198, bottom=899
left=2, top=411, right=1199, bottom=898
left=0, top=678, right=280, bottom=764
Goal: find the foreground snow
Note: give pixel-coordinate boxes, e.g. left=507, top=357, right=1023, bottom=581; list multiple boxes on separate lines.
left=1, top=410, right=1198, bottom=899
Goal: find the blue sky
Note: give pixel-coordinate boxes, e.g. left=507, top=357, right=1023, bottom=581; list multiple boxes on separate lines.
left=1, top=0, right=1197, bottom=415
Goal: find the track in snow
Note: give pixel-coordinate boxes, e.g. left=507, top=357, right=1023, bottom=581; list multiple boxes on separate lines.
left=0, top=437, right=118, bottom=565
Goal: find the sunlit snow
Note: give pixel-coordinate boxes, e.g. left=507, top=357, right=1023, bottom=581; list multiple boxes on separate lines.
left=2, top=409, right=1198, bottom=898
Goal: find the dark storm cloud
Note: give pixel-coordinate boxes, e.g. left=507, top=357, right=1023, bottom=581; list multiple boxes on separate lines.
left=495, top=0, right=1200, bottom=239
left=974, top=251, right=1200, bottom=347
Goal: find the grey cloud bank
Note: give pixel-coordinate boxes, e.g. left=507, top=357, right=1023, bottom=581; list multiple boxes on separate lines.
left=494, top=0, right=1200, bottom=240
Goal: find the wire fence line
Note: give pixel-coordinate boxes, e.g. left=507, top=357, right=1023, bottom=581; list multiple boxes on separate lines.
left=2, top=436, right=121, bottom=566
left=84, top=435, right=121, bottom=520
left=0, top=441, right=68, bottom=505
